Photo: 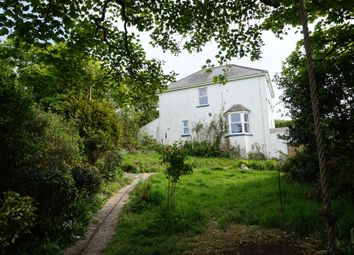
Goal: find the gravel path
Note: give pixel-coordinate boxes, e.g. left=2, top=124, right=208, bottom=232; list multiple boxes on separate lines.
left=65, top=173, right=153, bottom=255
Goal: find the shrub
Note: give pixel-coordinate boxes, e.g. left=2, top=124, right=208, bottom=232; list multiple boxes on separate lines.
left=139, top=134, right=166, bottom=153
left=162, top=143, right=193, bottom=209
left=121, top=162, right=139, bottom=173
left=17, top=109, right=82, bottom=219
left=128, top=182, right=164, bottom=213
left=95, top=150, right=122, bottom=180
left=63, top=96, right=123, bottom=163
left=26, top=109, right=83, bottom=172
left=280, top=147, right=319, bottom=183
left=247, top=151, right=267, bottom=160
left=247, top=143, right=267, bottom=160
left=326, top=155, right=354, bottom=197
left=18, top=169, right=78, bottom=223
left=72, top=164, right=101, bottom=195
left=0, top=80, right=34, bottom=194
left=0, top=192, right=36, bottom=251
left=182, top=140, right=220, bottom=157
left=219, top=138, right=241, bottom=159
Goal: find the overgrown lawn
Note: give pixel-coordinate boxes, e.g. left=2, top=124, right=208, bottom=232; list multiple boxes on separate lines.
left=104, top=154, right=354, bottom=255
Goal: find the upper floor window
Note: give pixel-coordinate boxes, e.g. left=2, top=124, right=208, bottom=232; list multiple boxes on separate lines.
left=228, top=112, right=250, bottom=135
left=181, top=120, right=190, bottom=136
left=198, top=87, right=208, bottom=106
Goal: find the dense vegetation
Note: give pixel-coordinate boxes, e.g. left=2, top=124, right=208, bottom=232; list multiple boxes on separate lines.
left=0, top=65, right=130, bottom=253
left=276, top=20, right=354, bottom=197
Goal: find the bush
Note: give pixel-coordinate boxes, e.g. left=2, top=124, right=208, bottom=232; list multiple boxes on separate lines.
left=219, top=138, right=241, bottom=159
left=247, top=143, right=267, bottom=160
left=128, top=182, right=164, bottom=213
left=162, top=143, right=193, bottom=209
left=139, top=134, right=166, bottom=153
left=95, top=150, right=122, bottom=180
left=63, top=96, right=123, bottom=163
left=17, top=109, right=82, bottom=219
left=182, top=140, right=220, bottom=157
left=328, top=156, right=354, bottom=197
left=0, top=192, right=37, bottom=251
left=121, top=162, right=139, bottom=173
left=72, top=164, right=101, bottom=195
left=0, top=80, right=34, bottom=194
left=280, top=147, right=319, bottom=183
left=26, top=109, right=83, bottom=172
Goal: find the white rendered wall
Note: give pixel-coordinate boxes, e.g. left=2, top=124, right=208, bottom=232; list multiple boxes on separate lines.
left=140, top=74, right=287, bottom=158
left=139, top=118, right=159, bottom=140
left=270, top=128, right=288, bottom=158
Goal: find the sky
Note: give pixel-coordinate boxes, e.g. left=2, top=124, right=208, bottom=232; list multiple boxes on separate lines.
left=141, top=30, right=303, bottom=119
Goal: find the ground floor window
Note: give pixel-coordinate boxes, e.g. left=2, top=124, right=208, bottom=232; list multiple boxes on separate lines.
left=228, top=112, right=250, bottom=135
left=181, top=120, right=190, bottom=136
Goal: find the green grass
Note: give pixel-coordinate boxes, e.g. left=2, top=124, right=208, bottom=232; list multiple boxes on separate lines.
left=121, top=152, right=164, bottom=173
left=104, top=154, right=354, bottom=255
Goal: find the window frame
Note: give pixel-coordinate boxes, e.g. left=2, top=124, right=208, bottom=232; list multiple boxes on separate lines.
left=181, top=120, right=190, bottom=136
left=197, top=87, right=209, bottom=106
left=227, top=112, right=251, bottom=135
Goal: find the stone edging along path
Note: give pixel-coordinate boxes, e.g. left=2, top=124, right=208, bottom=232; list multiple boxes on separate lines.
left=65, top=173, right=153, bottom=255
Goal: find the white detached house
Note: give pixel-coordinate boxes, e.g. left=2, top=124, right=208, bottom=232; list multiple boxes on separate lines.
left=140, top=64, right=288, bottom=158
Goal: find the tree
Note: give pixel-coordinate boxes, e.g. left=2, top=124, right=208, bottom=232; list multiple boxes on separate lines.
left=276, top=24, right=354, bottom=189
left=63, top=95, right=123, bottom=164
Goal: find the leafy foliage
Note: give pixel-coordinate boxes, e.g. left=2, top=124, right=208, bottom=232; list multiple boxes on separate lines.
left=0, top=192, right=36, bottom=251
left=276, top=22, right=354, bottom=196
left=274, top=119, right=293, bottom=128
left=182, top=140, right=220, bottom=157
left=63, top=96, right=123, bottom=163
left=162, top=143, right=193, bottom=209
left=72, top=164, right=101, bottom=196
left=280, top=148, right=319, bottom=183
left=95, top=150, right=123, bottom=181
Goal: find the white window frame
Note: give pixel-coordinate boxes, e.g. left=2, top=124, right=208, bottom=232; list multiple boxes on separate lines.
left=198, top=87, right=208, bottom=106
left=181, top=120, right=190, bottom=136
left=227, top=112, right=251, bottom=135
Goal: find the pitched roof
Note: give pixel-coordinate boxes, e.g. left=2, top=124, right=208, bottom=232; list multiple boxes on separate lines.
left=224, top=104, right=251, bottom=114
left=168, top=64, right=267, bottom=90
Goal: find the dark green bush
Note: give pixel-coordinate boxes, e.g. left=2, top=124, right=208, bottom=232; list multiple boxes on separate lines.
left=18, top=169, right=77, bottom=223
left=17, top=109, right=82, bottom=219
left=63, top=96, right=123, bottom=163
left=280, top=147, right=319, bottom=183
left=0, top=192, right=37, bottom=252
left=72, top=164, right=101, bottom=195
left=26, top=109, right=83, bottom=172
left=0, top=80, right=34, bottom=194
left=121, top=162, right=139, bottom=173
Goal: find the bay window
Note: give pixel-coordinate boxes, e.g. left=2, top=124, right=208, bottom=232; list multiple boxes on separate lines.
left=227, top=112, right=250, bottom=135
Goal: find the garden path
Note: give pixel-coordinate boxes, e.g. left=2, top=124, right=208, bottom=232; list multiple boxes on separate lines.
left=65, top=173, right=153, bottom=255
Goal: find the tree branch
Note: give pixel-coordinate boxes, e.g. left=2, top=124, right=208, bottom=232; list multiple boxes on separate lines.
left=259, top=0, right=280, bottom=8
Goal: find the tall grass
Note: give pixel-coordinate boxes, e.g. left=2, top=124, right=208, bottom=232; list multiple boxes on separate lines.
left=104, top=155, right=354, bottom=255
